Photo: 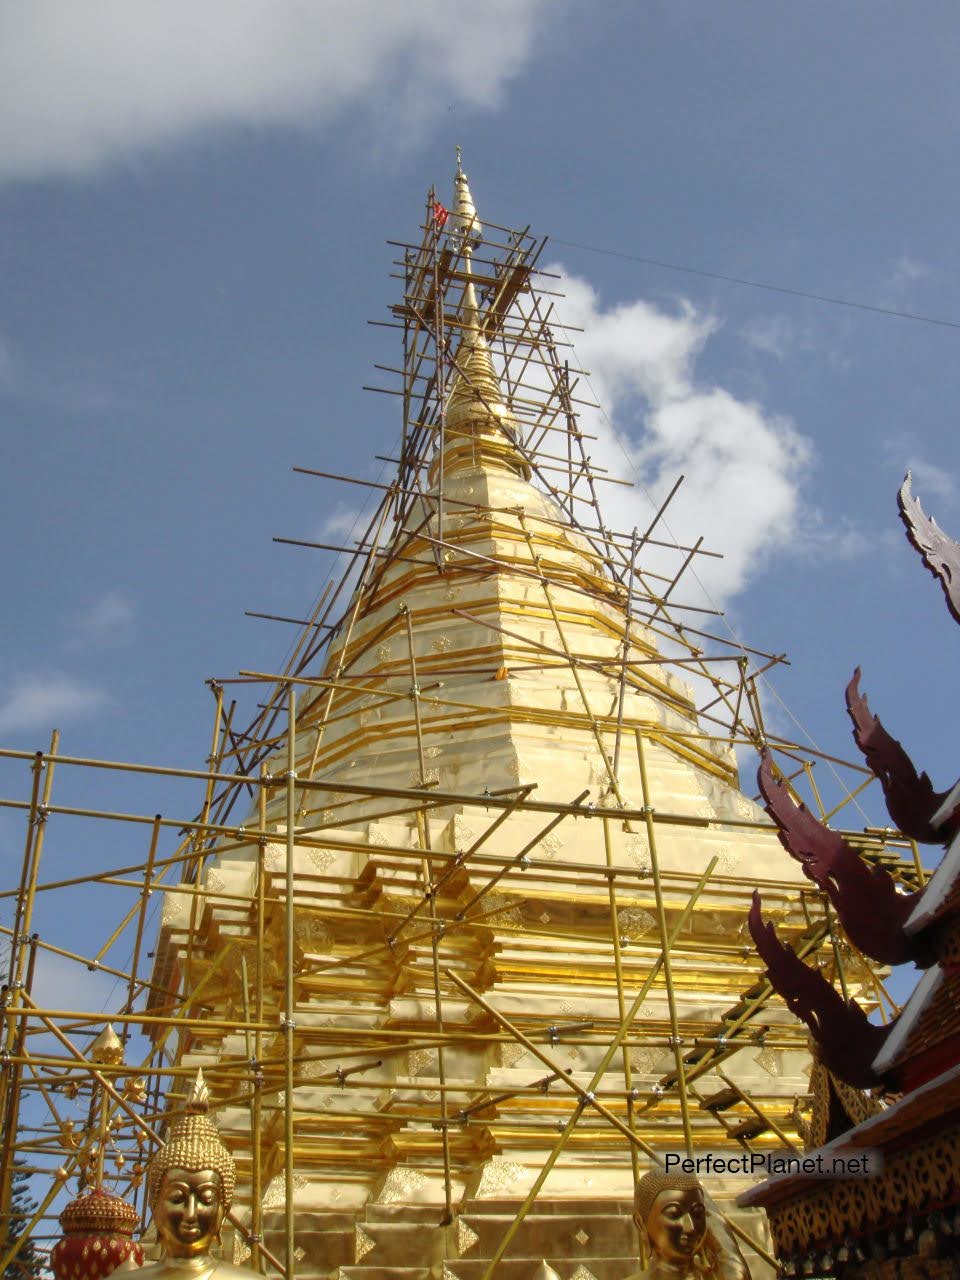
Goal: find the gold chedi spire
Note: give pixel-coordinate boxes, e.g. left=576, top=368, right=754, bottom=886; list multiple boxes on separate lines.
left=452, top=146, right=482, bottom=246
left=429, top=157, right=529, bottom=484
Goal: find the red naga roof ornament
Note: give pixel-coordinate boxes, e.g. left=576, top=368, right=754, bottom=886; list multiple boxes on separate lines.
left=748, top=891, right=889, bottom=1088
left=749, top=473, right=960, bottom=1091
left=756, top=752, right=927, bottom=967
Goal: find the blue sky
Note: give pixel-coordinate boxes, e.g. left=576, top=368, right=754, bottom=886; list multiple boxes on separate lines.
left=1, top=0, right=959, bottom=985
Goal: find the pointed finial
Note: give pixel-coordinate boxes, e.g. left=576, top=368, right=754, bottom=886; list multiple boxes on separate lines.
left=185, top=1067, right=210, bottom=1114
left=429, top=161, right=530, bottom=485
left=453, top=155, right=482, bottom=248
left=89, top=1024, right=124, bottom=1065
left=455, top=143, right=463, bottom=176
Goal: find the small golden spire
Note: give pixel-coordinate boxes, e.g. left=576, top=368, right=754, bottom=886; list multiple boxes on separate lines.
left=89, top=1025, right=124, bottom=1066
left=185, top=1067, right=210, bottom=1114
left=452, top=153, right=482, bottom=247
left=429, top=160, right=529, bottom=485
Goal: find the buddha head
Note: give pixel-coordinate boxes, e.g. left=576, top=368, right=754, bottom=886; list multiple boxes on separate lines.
left=635, top=1170, right=707, bottom=1266
left=147, top=1071, right=236, bottom=1259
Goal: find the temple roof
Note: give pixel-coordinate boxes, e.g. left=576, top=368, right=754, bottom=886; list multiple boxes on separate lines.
left=906, top=827, right=960, bottom=934
left=871, top=960, right=960, bottom=1081
left=739, top=1059, right=960, bottom=1211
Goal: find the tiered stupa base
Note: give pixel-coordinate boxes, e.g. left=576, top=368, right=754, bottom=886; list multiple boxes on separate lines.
left=263, top=1195, right=772, bottom=1280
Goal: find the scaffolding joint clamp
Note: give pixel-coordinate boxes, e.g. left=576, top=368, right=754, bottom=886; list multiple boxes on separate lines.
left=280, top=1015, right=296, bottom=1032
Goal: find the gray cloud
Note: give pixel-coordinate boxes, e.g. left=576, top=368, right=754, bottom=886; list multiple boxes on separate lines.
left=0, top=672, right=108, bottom=733
left=68, top=591, right=136, bottom=649
left=0, top=0, right=547, bottom=181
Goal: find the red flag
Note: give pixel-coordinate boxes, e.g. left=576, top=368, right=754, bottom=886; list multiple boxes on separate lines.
left=433, top=200, right=448, bottom=230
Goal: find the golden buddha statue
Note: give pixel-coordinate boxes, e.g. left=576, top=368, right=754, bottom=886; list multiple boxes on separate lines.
left=137, top=1070, right=251, bottom=1280
left=627, top=1171, right=748, bottom=1280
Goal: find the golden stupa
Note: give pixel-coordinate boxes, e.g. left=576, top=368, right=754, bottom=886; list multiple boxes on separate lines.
left=2, top=159, right=929, bottom=1280
left=143, top=163, right=846, bottom=1280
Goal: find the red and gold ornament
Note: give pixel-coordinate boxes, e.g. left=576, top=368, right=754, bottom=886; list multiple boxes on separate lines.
left=51, top=1188, right=143, bottom=1280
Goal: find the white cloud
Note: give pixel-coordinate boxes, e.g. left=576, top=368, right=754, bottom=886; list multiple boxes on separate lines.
left=878, top=255, right=937, bottom=314
left=0, top=330, right=126, bottom=412
left=0, top=673, right=108, bottom=734
left=69, top=590, right=136, bottom=648
left=0, top=0, right=547, bottom=182
left=738, top=312, right=814, bottom=362
left=318, top=507, right=364, bottom=542
left=882, top=438, right=959, bottom=509
left=887, top=255, right=933, bottom=290
left=30, top=949, right=120, bottom=1014
left=905, top=458, right=958, bottom=507
left=792, top=515, right=877, bottom=562
left=543, top=269, right=816, bottom=602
